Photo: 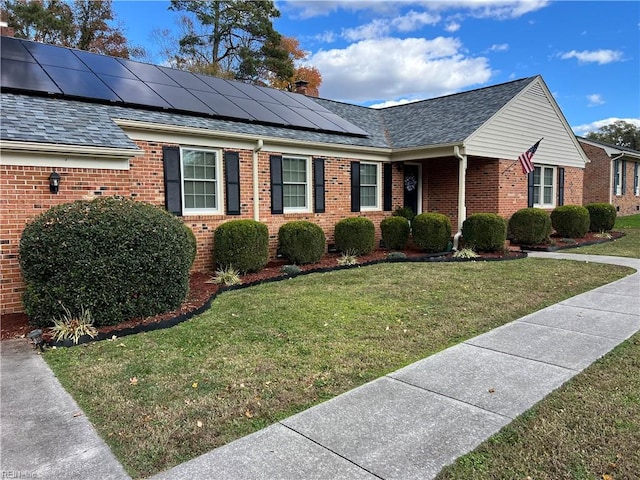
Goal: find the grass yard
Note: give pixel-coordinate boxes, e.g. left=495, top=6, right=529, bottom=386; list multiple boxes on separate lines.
left=573, top=214, right=640, bottom=258
left=44, top=258, right=632, bottom=478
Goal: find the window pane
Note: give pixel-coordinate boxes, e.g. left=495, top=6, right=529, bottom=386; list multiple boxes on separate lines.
left=283, top=157, right=306, bottom=183
left=361, top=186, right=376, bottom=207
left=543, top=186, right=553, bottom=204
left=533, top=167, right=541, bottom=186
left=543, top=168, right=553, bottom=186
left=182, top=149, right=218, bottom=211
left=361, top=164, right=377, bottom=185
left=284, top=184, right=306, bottom=208
left=533, top=188, right=540, bottom=205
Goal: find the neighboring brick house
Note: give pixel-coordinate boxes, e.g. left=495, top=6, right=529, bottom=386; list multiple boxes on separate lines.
left=579, top=137, right=640, bottom=215
left=1, top=36, right=588, bottom=315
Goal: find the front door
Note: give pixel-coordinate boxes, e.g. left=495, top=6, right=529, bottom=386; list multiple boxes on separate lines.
left=403, top=164, right=420, bottom=216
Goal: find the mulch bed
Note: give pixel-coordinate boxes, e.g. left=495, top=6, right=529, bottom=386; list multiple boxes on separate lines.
left=2, top=231, right=622, bottom=344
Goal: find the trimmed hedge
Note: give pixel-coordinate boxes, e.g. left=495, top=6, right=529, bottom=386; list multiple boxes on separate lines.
left=19, top=197, right=196, bottom=327
left=392, top=206, right=416, bottom=223
left=278, top=221, right=326, bottom=264
left=508, top=208, right=552, bottom=245
left=550, top=205, right=590, bottom=238
left=462, top=213, right=507, bottom=252
left=380, top=216, right=410, bottom=250
left=214, top=220, right=269, bottom=273
left=334, top=217, right=375, bottom=255
left=585, top=203, right=616, bottom=232
left=412, top=212, right=452, bottom=253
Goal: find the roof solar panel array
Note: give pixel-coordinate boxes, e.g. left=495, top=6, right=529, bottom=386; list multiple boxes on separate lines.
left=0, top=36, right=368, bottom=136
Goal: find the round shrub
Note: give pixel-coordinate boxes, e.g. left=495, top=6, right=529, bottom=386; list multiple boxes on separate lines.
left=334, top=217, right=375, bottom=255
left=462, top=213, right=507, bottom=252
left=278, top=220, right=326, bottom=264
left=380, top=216, right=410, bottom=250
left=412, top=212, right=452, bottom=253
left=508, top=208, right=552, bottom=245
left=19, top=197, right=196, bottom=328
left=392, top=206, right=416, bottom=223
left=550, top=205, right=590, bottom=238
left=214, top=220, right=269, bottom=273
left=585, top=203, right=616, bottom=232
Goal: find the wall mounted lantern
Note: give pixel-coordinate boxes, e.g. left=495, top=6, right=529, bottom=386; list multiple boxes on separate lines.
left=49, top=171, right=61, bottom=194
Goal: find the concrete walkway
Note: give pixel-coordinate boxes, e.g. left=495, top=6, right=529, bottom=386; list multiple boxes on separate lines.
left=2, top=253, right=638, bottom=480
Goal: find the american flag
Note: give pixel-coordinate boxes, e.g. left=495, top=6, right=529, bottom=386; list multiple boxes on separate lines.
left=518, top=139, right=542, bottom=174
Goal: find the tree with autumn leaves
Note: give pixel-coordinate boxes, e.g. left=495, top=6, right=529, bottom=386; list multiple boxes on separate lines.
left=1, top=0, right=143, bottom=58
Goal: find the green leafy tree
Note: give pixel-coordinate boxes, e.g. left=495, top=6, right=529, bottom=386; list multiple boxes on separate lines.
left=1, top=0, right=143, bottom=58
left=165, top=0, right=293, bottom=84
left=585, top=120, right=640, bottom=150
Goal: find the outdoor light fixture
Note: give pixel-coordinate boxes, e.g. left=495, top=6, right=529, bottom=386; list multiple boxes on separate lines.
left=49, top=171, right=60, bottom=194
left=28, top=329, right=44, bottom=351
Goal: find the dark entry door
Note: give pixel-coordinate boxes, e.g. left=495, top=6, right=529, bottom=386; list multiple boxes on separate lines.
left=403, top=164, right=419, bottom=216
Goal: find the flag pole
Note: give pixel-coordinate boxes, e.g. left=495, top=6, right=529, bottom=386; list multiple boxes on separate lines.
left=501, top=137, right=544, bottom=175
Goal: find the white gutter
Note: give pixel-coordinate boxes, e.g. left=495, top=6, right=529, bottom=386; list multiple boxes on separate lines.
left=453, top=145, right=467, bottom=250
left=609, top=152, right=625, bottom=204
left=253, top=139, right=264, bottom=221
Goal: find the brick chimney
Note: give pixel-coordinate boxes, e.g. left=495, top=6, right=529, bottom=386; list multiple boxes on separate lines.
left=0, top=22, right=15, bottom=37
left=293, top=80, right=309, bottom=95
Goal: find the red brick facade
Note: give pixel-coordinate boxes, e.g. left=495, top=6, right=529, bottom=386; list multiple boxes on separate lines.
left=1, top=141, right=586, bottom=315
left=580, top=140, right=640, bottom=215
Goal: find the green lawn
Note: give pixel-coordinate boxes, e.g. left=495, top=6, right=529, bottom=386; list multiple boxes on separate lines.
left=574, top=214, right=640, bottom=257
left=44, top=258, right=632, bottom=478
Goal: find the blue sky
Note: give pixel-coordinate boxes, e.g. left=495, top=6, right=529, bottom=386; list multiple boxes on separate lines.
left=112, top=0, right=640, bottom=136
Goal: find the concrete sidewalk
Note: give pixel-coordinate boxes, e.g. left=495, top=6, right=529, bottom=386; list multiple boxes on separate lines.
left=2, top=253, right=639, bottom=480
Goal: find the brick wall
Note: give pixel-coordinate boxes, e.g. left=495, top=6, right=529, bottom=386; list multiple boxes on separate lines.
left=614, top=160, right=640, bottom=215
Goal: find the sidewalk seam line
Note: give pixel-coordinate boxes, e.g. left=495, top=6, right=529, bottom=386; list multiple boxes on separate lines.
left=516, top=318, right=635, bottom=340
left=461, top=342, right=582, bottom=372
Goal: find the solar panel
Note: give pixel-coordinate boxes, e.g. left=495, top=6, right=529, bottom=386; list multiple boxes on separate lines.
left=158, top=67, right=214, bottom=92
left=73, top=50, right=138, bottom=79
left=41, top=64, right=120, bottom=101
left=116, top=58, right=179, bottom=86
left=188, top=89, right=256, bottom=121
left=264, top=103, right=319, bottom=130
left=98, top=74, right=171, bottom=108
left=0, top=37, right=370, bottom=136
left=146, top=83, right=214, bottom=115
left=23, top=42, right=89, bottom=70
left=1, top=58, right=61, bottom=93
left=194, top=74, right=250, bottom=98
left=0, top=36, right=35, bottom=62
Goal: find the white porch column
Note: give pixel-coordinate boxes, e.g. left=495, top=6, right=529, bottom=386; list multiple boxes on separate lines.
left=453, top=145, right=467, bottom=249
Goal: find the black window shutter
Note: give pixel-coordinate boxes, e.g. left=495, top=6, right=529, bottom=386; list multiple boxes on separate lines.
left=224, top=151, right=241, bottom=215
left=313, top=158, right=325, bottom=213
left=270, top=155, right=283, bottom=214
left=622, top=160, right=627, bottom=194
left=162, top=146, right=182, bottom=216
left=557, top=167, right=565, bottom=206
left=383, top=163, right=392, bottom=211
left=527, top=170, right=535, bottom=208
left=351, top=161, right=361, bottom=212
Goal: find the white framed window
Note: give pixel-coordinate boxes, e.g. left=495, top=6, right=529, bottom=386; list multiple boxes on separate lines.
left=532, top=165, right=556, bottom=208
left=283, top=155, right=312, bottom=213
left=614, top=159, right=623, bottom=196
left=360, top=162, right=381, bottom=210
left=181, top=147, right=222, bottom=215
left=634, top=162, right=639, bottom=196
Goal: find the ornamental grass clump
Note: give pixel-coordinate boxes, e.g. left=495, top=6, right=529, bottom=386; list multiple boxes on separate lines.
left=211, top=266, right=242, bottom=286
left=20, top=197, right=196, bottom=327
left=50, top=305, right=98, bottom=345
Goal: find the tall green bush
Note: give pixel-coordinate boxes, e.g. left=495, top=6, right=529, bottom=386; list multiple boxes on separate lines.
left=508, top=208, right=552, bottom=245
left=19, top=198, right=196, bottom=327
left=278, top=221, right=326, bottom=264
left=334, top=217, right=375, bottom=255
left=462, top=213, right=507, bottom=252
left=380, top=216, right=410, bottom=250
left=550, top=205, right=590, bottom=238
left=214, top=220, right=269, bottom=273
left=412, top=213, right=452, bottom=253
left=585, top=203, right=616, bottom=232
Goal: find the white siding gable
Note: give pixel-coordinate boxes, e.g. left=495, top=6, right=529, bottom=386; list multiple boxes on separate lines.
left=464, top=77, right=588, bottom=168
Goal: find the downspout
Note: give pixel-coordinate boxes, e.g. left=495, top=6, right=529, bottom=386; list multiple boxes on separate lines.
left=253, top=139, right=264, bottom=221
left=453, top=145, right=467, bottom=250
left=609, top=153, right=625, bottom=204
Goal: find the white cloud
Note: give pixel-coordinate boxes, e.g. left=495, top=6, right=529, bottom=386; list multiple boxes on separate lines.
left=369, top=98, right=420, bottom=109
left=560, top=49, right=624, bottom=64
left=342, top=10, right=440, bottom=41
left=314, top=31, right=337, bottom=43
left=572, top=118, right=640, bottom=136
left=445, top=21, right=461, bottom=32
left=587, top=94, right=605, bottom=107
left=489, top=43, right=509, bottom=52
left=307, top=36, right=493, bottom=102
